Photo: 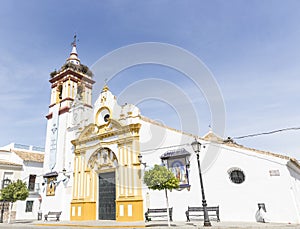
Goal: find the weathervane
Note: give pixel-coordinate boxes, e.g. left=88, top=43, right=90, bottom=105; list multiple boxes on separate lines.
left=71, top=34, right=79, bottom=47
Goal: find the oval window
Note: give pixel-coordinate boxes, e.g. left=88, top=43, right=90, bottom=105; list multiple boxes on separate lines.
left=104, top=114, right=110, bottom=122
left=228, top=168, right=245, bottom=184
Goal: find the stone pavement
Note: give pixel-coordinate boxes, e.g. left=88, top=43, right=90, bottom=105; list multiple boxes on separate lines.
left=0, top=220, right=300, bottom=229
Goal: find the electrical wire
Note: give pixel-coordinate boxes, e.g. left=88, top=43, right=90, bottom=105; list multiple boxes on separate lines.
left=233, top=127, right=300, bottom=140
left=141, top=143, right=190, bottom=153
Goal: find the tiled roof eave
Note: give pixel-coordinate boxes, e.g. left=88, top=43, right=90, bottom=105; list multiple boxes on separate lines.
left=224, top=142, right=290, bottom=160
left=11, top=150, right=44, bottom=163
left=0, top=160, right=23, bottom=167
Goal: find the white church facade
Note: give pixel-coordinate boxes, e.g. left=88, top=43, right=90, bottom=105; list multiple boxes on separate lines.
left=40, top=41, right=300, bottom=224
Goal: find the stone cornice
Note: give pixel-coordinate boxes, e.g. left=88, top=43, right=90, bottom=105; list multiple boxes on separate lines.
left=50, top=69, right=95, bottom=85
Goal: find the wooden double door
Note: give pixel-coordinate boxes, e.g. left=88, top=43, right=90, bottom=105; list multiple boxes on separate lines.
left=98, top=172, right=116, bottom=220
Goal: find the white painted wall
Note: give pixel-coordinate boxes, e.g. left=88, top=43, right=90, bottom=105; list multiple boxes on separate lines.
left=42, top=106, right=73, bottom=220
left=16, top=161, right=44, bottom=220
left=42, top=101, right=93, bottom=220
left=139, top=124, right=300, bottom=223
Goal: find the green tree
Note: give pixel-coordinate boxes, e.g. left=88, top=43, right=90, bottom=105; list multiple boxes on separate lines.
left=143, top=165, right=179, bottom=228
left=1, top=179, right=29, bottom=223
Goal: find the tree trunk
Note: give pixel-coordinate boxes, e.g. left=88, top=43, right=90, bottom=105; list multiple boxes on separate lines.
left=7, top=202, right=13, bottom=224
left=164, top=188, right=171, bottom=228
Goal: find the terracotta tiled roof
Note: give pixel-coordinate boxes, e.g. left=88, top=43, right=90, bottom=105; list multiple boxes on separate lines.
left=203, top=131, right=224, bottom=143
left=12, top=150, right=44, bottom=163
left=203, top=131, right=300, bottom=169
left=224, top=141, right=291, bottom=161
left=223, top=141, right=300, bottom=169
left=0, top=160, right=22, bottom=167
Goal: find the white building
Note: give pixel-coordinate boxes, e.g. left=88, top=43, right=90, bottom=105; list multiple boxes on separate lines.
left=41, top=41, right=300, bottom=224
left=0, top=143, right=44, bottom=221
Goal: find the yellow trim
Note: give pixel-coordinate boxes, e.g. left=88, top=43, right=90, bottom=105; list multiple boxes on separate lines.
left=95, top=107, right=111, bottom=127
left=35, top=224, right=145, bottom=228
left=56, top=84, right=63, bottom=104
left=71, top=118, right=144, bottom=222
left=116, top=199, right=144, bottom=222
left=70, top=201, right=96, bottom=221
left=102, top=84, right=109, bottom=92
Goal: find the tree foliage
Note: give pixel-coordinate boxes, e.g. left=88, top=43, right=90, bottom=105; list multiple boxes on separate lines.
left=1, top=179, right=29, bottom=203
left=144, top=164, right=179, bottom=191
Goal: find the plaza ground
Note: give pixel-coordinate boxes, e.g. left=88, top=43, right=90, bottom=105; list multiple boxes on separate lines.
left=0, top=220, right=300, bottom=229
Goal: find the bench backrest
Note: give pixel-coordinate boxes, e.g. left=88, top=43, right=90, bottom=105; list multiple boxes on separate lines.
left=147, top=208, right=173, bottom=213
left=188, top=206, right=218, bottom=212
left=48, top=211, right=62, bottom=216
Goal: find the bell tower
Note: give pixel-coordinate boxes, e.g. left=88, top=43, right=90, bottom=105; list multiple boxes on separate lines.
left=42, top=36, right=95, bottom=220
left=48, top=36, right=94, bottom=112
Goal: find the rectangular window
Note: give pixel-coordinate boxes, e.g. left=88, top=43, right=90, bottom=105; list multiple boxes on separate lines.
left=28, top=175, right=36, bottom=191
left=25, top=201, right=34, bottom=212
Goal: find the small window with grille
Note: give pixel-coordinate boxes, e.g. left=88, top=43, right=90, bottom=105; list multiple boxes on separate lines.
left=25, top=201, right=34, bottom=212
left=228, top=168, right=245, bottom=184
left=28, top=175, right=36, bottom=191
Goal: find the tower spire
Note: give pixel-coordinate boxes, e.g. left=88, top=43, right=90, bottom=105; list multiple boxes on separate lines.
left=66, top=34, right=80, bottom=65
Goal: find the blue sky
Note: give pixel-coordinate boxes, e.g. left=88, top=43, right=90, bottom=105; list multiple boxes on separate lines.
left=0, top=0, right=300, bottom=159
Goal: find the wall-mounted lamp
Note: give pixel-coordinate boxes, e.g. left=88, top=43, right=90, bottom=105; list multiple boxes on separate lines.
left=138, top=153, right=147, bottom=167
left=62, top=168, right=70, bottom=180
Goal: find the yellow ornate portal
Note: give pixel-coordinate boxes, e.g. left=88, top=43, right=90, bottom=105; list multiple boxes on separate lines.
left=70, top=117, right=144, bottom=221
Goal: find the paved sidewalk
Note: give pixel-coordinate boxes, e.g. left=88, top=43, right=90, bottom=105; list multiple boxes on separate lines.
left=0, top=220, right=300, bottom=228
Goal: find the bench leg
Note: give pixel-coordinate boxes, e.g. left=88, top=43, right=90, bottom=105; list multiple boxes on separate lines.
left=144, top=212, right=149, bottom=222
left=185, top=211, right=190, bottom=222
left=44, top=216, right=48, bottom=221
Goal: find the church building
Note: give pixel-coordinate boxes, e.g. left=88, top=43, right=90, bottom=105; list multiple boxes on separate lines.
left=41, top=41, right=300, bottom=224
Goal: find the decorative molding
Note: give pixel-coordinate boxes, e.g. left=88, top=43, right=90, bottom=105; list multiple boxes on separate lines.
left=50, top=69, right=95, bottom=85
left=87, top=148, right=118, bottom=171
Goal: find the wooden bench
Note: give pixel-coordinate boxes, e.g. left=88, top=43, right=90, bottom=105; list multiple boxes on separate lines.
left=145, top=208, right=173, bottom=222
left=44, top=211, right=62, bottom=221
left=185, top=206, right=220, bottom=222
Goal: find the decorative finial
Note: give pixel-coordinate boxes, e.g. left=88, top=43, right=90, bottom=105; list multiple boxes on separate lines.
left=102, top=79, right=109, bottom=92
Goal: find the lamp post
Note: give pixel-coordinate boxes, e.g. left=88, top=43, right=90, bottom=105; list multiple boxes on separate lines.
left=191, top=139, right=211, bottom=227
left=0, top=200, right=4, bottom=223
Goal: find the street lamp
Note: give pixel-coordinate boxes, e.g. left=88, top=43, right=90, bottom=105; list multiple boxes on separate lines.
left=191, top=139, right=211, bottom=227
